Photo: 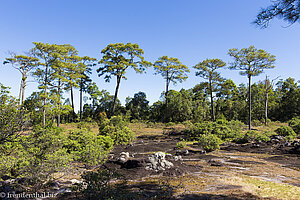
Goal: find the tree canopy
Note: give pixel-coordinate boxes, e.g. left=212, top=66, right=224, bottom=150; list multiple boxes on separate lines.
left=254, top=0, right=300, bottom=28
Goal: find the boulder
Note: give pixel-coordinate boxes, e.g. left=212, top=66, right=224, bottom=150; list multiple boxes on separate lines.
left=146, top=152, right=174, bottom=171
left=118, top=152, right=130, bottom=163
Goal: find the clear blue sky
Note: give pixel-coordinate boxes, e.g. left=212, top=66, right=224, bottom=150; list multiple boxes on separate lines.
left=1, top=0, right=299, bottom=110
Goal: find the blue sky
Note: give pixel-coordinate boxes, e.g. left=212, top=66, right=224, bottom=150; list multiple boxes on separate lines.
left=0, top=0, right=299, bottom=110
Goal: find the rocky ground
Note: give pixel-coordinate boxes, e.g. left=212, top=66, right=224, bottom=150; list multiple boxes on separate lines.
left=98, top=132, right=300, bottom=199
left=2, top=127, right=299, bottom=200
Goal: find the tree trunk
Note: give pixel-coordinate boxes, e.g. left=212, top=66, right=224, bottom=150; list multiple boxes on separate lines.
left=112, top=76, right=121, bottom=116
left=80, top=79, right=83, bottom=121
left=19, top=79, right=23, bottom=106
left=21, top=75, right=27, bottom=105
left=265, top=91, right=268, bottom=126
left=57, top=79, right=61, bottom=127
left=70, top=86, right=75, bottom=122
left=165, top=73, right=169, bottom=122
left=248, top=75, right=252, bottom=130
left=209, top=78, right=215, bottom=121
left=165, top=79, right=169, bottom=109
left=70, top=86, right=75, bottom=112
left=43, top=65, right=49, bottom=127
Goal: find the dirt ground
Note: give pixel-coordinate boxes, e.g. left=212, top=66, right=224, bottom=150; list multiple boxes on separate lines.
left=101, top=129, right=300, bottom=200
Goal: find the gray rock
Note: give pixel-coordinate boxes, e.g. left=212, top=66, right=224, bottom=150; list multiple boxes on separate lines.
left=173, top=155, right=183, bottom=161
left=118, top=152, right=130, bottom=163
left=146, top=152, right=174, bottom=171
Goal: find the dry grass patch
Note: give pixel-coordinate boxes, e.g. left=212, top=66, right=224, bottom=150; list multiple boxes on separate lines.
left=223, top=175, right=300, bottom=200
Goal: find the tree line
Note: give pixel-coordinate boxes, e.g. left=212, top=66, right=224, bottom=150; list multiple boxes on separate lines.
left=2, top=42, right=299, bottom=130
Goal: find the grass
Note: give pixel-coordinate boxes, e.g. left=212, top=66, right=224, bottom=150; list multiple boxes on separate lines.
left=128, top=122, right=164, bottom=137
left=224, top=175, right=300, bottom=200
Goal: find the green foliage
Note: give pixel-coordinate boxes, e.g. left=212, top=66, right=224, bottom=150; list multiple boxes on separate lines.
left=252, top=119, right=263, bottom=127
left=153, top=55, right=190, bottom=121
left=77, top=169, right=135, bottom=200
left=289, top=118, right=300, bottom=134
left=98, top=43, right=150, bottom=115
left=76, top=121, right=97, bottom=131
left=4, top=53, right=39, bottom=105
left=13, top=127, right=72, bottom=189
left=153, top=55, right=190, bottom=86
left=182, top=120, right=193, bottom=129
left=194, top=58, right=226, bottom=121
left=275, top=126, right=297, bottom=138
left=186, top=121, right=214, bottom=140
left=176, top=140, right=187, bottom=149
left=186, top=120, right=243, bottom=141
left=197, top=134, right=222, bottom=152
left=228, top=46, right=276, bottom=130
left=254, top=0, right=300, bottom=28
left=240, top=130, right=272, bottom=143
left=126, top=91, right=149, bottom=121
left=0, top=84, right=26, bottom=144
left=99, top=115, right=135, bottom=145
left=66, top=128, right=113, bottom=166
left=275, top=78, right=300, bottom=121
left=166, top=122, right=175, bottom=127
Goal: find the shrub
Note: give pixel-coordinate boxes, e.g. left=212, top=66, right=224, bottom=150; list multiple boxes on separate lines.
left=241, top=130, right=271, bottom=143
left=212, top=124, right=232, bottom=141
left=252, top=119, right=262, bottom=127
left=186, top=120, right=243, bottom=142
left=197, top=134, right=222, bottom=152
left=146, top=121, right=155, bottom=128
left=166, top=122, right=175, bottom=127
left=182, top=120, right=193, bottom=129
left=99, top=115, right=135, bottom=145
left=215, top=118, right=228, bottom=125
left=288, top=118, right=300, bottom=134
left=186, top=121, right=214, bottom=140
left=176, top=141, right=187, bottom=149
left=275, top=126, right=297, bottom=138
left=66, top=128, right=113, bottom=166
left=16, top=127, right=72, bottom=189
left=78, top=169, right=135, bottom=200
left=76, top=121, right=92, bottom=131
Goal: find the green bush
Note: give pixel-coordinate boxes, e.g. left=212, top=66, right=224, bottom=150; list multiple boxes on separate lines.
left=197, top=134, right=222, bottom=152
left=99, top=115, right=135, bottom=145
left=166, top=122, right=175, bottom=127
left=66, top=128, right=113, bottom=166
left=288, top=118, right=300, bottom=134
left=252, top=119, right=262, bottom=127
left=146, top=121, right=155, bottom=128
left=176, top=140, right=187, bottom=149
left=212, top=124, right=232, bottom=141
left=215, top=118, right=228, bottom=125
left=241, top=130, right=271, bottom=143
left=186, top=120, right=243, bottom=141
left=275, top=126, right=297, bottom=138
left=182, top=120, right=193, bottom=129
left=10, top=127, right=72, bottom=189
left=76, top=169, right=138, bottom=200
left=186, top=121, right=214, bottom=140
left=76, top=121, right=93, bottom=131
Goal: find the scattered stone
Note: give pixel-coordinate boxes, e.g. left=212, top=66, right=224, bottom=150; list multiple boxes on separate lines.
left=70, top=179, right=82, bottom=184
left=173, top=155, right=183, bottom=161
left=118, top=152, right=130, bottom=163
left=146, top=152, right=174, bottom=171
left=175, top=149, right=189, bottom=156
left=208, top=159, right=224, bottom=167
left=200, top=150, right=206, bottom=154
